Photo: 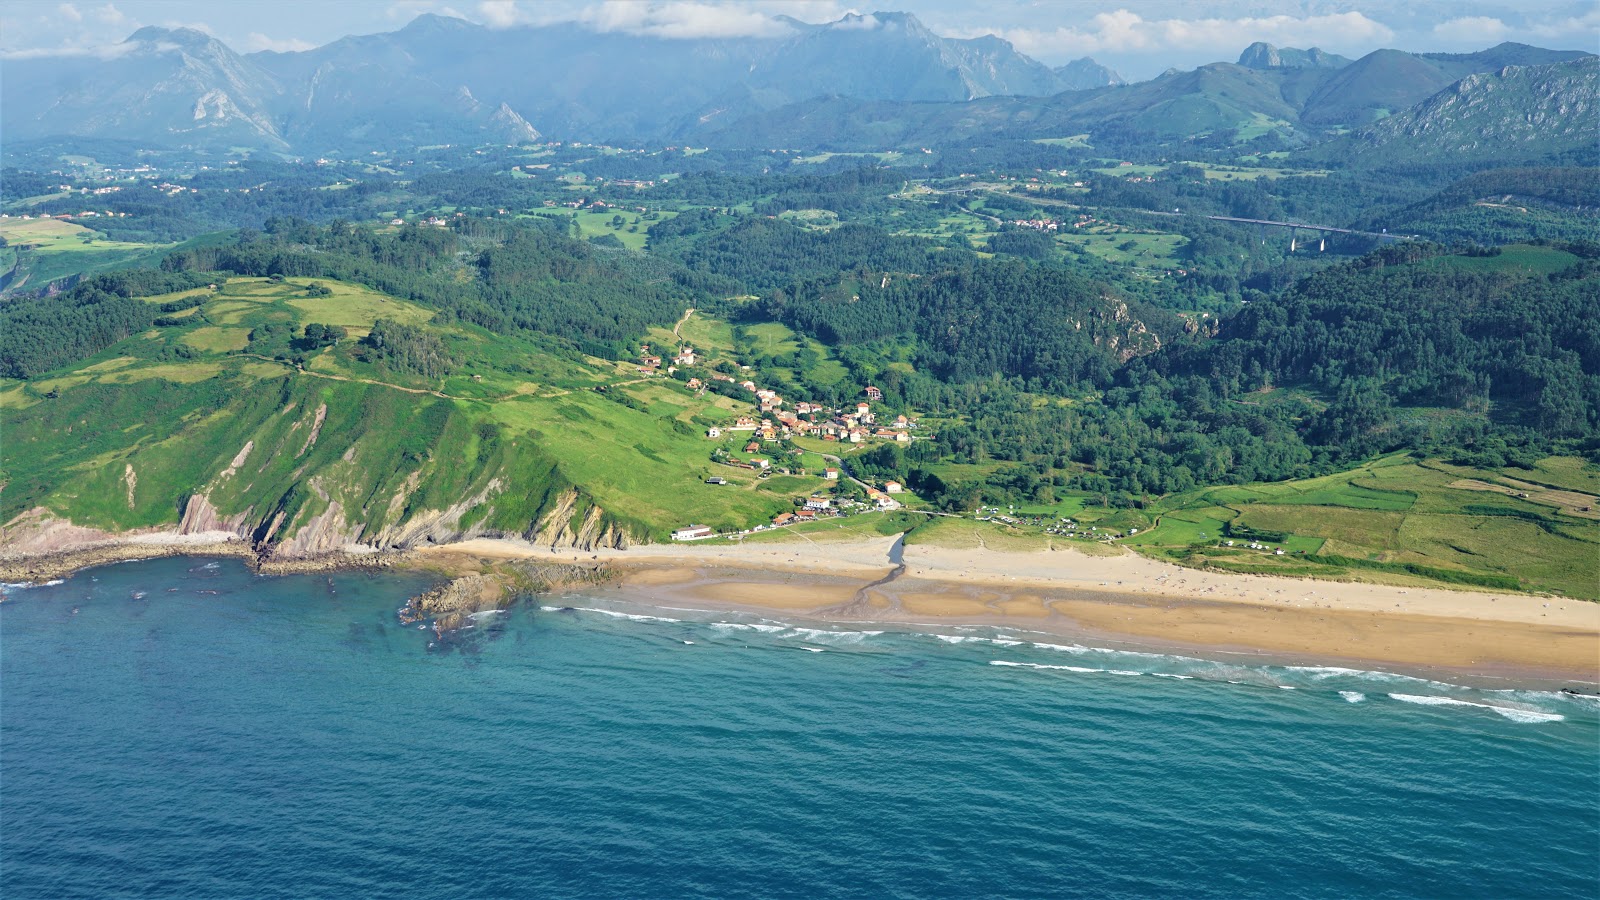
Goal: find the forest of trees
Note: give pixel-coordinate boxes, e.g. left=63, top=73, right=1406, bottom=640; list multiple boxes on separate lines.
left=0, top=270, right=213, bottom=377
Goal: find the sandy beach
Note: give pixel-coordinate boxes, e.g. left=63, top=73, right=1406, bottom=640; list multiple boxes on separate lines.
left=421, top=536, right=1600, bottom=686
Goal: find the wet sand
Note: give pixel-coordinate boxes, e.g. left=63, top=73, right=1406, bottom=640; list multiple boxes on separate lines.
left=422, top=537, right=1600, bottom=685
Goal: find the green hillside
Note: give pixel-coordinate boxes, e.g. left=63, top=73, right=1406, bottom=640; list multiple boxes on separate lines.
left=1, top=276, right=835, bottom=553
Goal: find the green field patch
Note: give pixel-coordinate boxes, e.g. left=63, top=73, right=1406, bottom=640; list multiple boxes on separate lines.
left=529, top=209, right=673, bottom=252
left=181, top=327, right=249, bottom=353
left=79, top=356, right=141, bottom=374
left=1260, top=481, right=1416, bottom=511
left=1529, top=456, right=1600, bottom=494
left=100, top=362, right=225, bottom=385
left=1234, top=505, right=1404, bottom=552
left=485, top=390, right=797, bottom=535
left=284, top=279, right=434, bottom=336
left=1421, top=244, right=1577, bottom=276
left=1058, top=230, right=1186, bottom=266
left=0, top=217, right=172, bottom=295
left=1032, top=135, right=1092, bottom=148
left=757, top=475, right=815, bottom=494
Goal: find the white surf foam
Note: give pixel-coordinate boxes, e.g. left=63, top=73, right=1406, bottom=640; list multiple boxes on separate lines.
left=1388, top=693, right=1564, bottom=723
left=710, top=622, right=785, bottom=633
left=539, top=605, right=681, bottom=623
left=1340, top=691, right=1366, bottom=703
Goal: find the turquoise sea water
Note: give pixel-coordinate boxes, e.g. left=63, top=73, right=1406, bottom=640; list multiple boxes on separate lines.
left=2, top=556, right=1596, bottom=899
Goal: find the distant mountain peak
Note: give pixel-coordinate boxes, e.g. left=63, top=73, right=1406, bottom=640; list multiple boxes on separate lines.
left=1054, top=57, right=1125, bottom=90
left=125, top=25, right=218, bottom=49
left=1238, top=42, right=1350, bottom=70
left=400, top=13, right=475, bottom=33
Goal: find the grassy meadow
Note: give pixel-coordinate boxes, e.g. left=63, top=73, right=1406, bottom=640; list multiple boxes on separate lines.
left=0, top=217, right=172, bottom=295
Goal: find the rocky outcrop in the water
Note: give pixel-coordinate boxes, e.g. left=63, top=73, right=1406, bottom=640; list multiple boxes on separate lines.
left=400, top=561, right=616, bottom=633
left=404, top=574, right=508, bottom=632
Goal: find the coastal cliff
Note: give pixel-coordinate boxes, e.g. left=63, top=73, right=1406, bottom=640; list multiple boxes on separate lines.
left=0, top=376, right=639, bottom=581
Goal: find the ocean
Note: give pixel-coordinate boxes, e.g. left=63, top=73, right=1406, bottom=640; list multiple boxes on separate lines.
left=3, top=556, right=1596, bottom=899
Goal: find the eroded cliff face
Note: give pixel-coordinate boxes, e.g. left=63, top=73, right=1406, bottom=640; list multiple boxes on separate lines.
left=1, top=378, right=641, bottom=567
left=4, top=465, right=635, bottom=566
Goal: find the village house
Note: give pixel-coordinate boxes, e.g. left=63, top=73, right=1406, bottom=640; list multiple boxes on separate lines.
left=750, top=458, right=770, bottom=470
left=730, top=417, right=758, bottom=430
left=772, top=512, right=797, bottom=527
left=804, top=497, right=832, bottom=511
left=894, top=431, right=912, bottom=444
left=824, top=468, right=839, bottom=480
left=640, top=355, right=661, bottom=369
left=686, top=377, right=703, bottom=390
left=884, top=481, right=903, bottom=494
left=864, top=386, right=883, bottom=401
left=675, top=346, right=696, bottom=366
left=795, top=509, right=817, bottom=521
left=706, top=426, right=722, bottom=439
left=673, top=525, right=715, bottom=541
left=744, top=440, right=762, bottom=453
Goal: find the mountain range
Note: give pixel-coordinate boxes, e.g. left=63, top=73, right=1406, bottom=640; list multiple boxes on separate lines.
left=1, top=10, right=1592, bottom=158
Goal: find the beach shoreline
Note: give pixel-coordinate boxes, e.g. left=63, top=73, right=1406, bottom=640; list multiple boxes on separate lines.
left=5, top=531, right=1596, bottom=687
left=418, top=535, right=1600, bottom=688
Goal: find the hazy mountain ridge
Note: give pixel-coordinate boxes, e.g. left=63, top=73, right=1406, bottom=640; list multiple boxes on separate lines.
left=1321, top=57, right=1600, bottom=165
left=4, top=11, right=1088, bottom=151
left=1, top=10, right=1593, bottom=156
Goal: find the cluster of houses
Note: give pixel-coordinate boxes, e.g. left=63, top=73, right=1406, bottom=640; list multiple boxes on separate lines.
left=1011, top=218, right=1061, bottom=231
left=702, top=377, right=916, bottom=447
left=637, top=343, right=698, bottom=375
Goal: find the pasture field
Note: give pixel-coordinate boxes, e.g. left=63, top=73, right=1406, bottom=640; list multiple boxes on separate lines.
left=1421, top=244, right=1578, bottom=276
left=1031, top=135, right=1093, bottom=148
left=528, top=209, right=676, bottom=252
left=1200, top=165, right=1329, bottom=180
left=0, top=217, right=171, bottom=294
left=1058, top=229, right=1187, bottom=266
left=1123, top=455, right=1600, bottom=598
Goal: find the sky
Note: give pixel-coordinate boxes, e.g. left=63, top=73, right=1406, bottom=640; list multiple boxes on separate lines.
left=3, top=0, right=1596, bottom=79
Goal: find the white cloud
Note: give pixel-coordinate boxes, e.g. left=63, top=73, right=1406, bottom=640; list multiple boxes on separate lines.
left=575, top=2, right=797, bottom=39
left=93, top=3, right=123, bottom=26
left=1431, top=17, right=1510, bottom=44
left=242, top=32, right=316, bottom=53
left=0, top=40, right=135, bottom=60
left=1524, top=8, right=1600, bottom=42
left=58, top=3, right=82, bottom=23
left=979, top=9, right=1395, bottom=64
left=476, top=0, right=523, bottom=28
left=159, top=19, right=216, bottom=35
left=826, top=12, right=881, bottom=31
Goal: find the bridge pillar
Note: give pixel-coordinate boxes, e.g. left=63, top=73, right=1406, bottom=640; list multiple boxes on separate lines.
left=1289, top=228, right=1297, bottom=253
left=1319, top=237, right=1326, bottom=252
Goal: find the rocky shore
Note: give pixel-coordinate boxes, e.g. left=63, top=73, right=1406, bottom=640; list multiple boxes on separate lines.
left=0, top=540, right=419, bottom=585
left=0, top=540, right=259, bottom=584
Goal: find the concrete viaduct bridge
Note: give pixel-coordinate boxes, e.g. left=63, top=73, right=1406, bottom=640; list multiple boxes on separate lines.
left=1205, top=216, right=1415, bottom=251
